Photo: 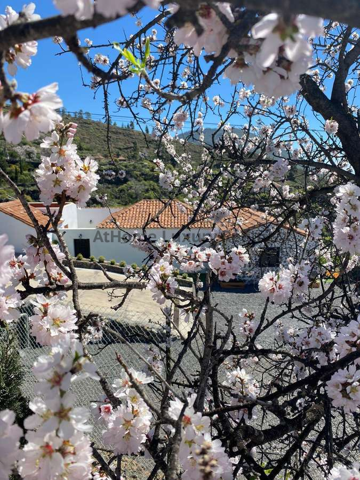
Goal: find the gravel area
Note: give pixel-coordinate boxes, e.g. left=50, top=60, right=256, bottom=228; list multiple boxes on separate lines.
left=19, top=290, right=287, bottom=444
left=17, top=290, right=344, bottom=478
left=212, top=289, right=295, bottom=345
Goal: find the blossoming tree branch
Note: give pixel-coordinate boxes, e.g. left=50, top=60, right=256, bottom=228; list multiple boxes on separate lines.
left=0, top=0, right=360, bottom=479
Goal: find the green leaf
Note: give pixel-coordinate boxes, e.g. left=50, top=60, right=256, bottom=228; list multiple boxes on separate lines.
left=122, top=48, right=140, bottom=67
left=145, top=37, right=150, bottom=60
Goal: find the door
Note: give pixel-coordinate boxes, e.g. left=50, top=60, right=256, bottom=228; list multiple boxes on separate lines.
left=74, top=239, right=90, bottom=258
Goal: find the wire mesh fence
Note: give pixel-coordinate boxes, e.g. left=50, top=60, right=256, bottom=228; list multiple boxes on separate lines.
left=13, top=299, right=199, bottom=478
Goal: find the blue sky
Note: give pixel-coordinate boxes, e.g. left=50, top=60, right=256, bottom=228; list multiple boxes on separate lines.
left=9, top=2, right=158, bottom=123
left=8, top=1, right=244, bottom=130
left=8, top=2, right=330, bottom=132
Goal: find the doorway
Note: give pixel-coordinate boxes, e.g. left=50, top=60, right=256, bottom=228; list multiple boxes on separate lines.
left=74, top=238, right=91, bottom=258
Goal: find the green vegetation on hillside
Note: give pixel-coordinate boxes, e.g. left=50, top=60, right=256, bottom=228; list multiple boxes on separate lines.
left=0, top=111, right=203, bottom=206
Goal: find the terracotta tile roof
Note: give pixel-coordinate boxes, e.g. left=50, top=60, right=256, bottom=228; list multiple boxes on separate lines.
left=97, top=199, right=213, bottom=229
left=97, top=199, right=306, bottom=236
left=221, top=207, right=306, bottom=236
left=0, top=199, right=48, bottom=227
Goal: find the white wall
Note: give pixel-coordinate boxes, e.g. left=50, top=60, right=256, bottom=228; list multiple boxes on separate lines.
left=29, top=203, right=79, bottom=229
left=62, top=227, right=212, bottom=265
left=29, top=204, right=118, bottom=229
left=60, top=203, right=78, bottom=229
left=75, top=208, right=119, bottom=228
left=0, top=212, right=37, bottom=254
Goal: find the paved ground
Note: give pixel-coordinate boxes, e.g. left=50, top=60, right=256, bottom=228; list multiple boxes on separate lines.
left=70, top=268, right=193, bottom=335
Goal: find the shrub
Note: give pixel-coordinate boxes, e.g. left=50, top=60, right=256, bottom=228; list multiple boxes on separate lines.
left=119, top=260, right=126, bottom=267
left=76, top=253, right=84, bottom=260
left=90, top=255, right=96, bottom=262
left=0, top=330, right=31, bottom=426
left=131, top=263, right=138, bottom=270
left=98, top=256, right=105, bottom=263
left=110, top=259, right=116, bottom=265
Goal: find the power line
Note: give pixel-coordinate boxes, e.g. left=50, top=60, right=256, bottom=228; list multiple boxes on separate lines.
left=65, top=110, right=326, bottom=132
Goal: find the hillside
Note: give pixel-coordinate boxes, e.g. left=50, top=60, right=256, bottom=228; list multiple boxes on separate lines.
left=180, top=127, right=245, bottom=145
left=0, top=113, right=203, bottom=206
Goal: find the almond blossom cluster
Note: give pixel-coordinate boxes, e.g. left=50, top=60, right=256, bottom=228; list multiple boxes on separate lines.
left=283, top=323, right=336, bottom=368
left=252, top=158, right=290, bottom=191
left=0, top=234, right=15, bottom=286
left=0, top=288, right=21, bottom=324
left=1, top=83, right=63, bottom=145
left=325, top=119, right=339, bottom=135
left=324, top=317, right=360, bottom=412
left=0, top=234, right=21, bottom=324
left=238, top=309, right=258, bottom=339
left=29, top=295, right=78, bottom=347
left=148, top=258, right=179, bottom=305
left=173, top=3, right=234, bottom=57
left=259, top=261, right=310, bottom=304
left=333, top=183, right=360, bottom=256
left=0, top=4, right=40, bottom=77
left=181, top=433, right=233, bottom=480
left=16, top=236, right=70, bottom=287
left=335, top=317, right=360, bottom=361
left=18, top=342, right=97, bottom=480
left=36, top=127, right=99, bottom=206
left=225, top=14, right=323, bottom=97
left=208, top=246, right=249, bottom=282
left=329, top=463, right=360, bottom=479
left=172, top=5, right=323, bottom=97
left=326, top=365, right=360, bottom=413
left=101, top=369, right=153, bottom=455
left=147, top=243, right=249, bottom=304
left=168, top=394, right=232, bottom=479
left=0, top=235, right=23, bottom=323
left=298, top=216, right=325, bottom=241
left=223, top=367, right=259, bottom=401
left=0, top=410, right=23, bottom=479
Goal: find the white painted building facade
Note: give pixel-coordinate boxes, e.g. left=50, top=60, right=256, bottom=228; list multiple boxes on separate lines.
left=62, top=226, right=213, bottom=266
left=0, top=199, right=310, bottom=281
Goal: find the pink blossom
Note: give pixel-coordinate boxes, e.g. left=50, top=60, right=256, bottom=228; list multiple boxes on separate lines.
left=0, top=410, right=23, bottom=479
left=2, top=83, right=62, bottom=144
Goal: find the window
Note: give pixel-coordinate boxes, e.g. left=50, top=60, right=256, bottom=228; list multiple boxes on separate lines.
left=259, top=247, right=280, bottom=268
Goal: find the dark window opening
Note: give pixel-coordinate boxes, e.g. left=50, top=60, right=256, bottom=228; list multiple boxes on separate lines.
left=74, top=239, right=91, bottom=258
left=259, top=247, right=280, bottom=268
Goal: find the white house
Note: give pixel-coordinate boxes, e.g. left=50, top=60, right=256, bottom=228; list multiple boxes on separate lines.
left=60, top=199, right=308, bottom=280
left=61, top=199, right=214, bottom=265
left=0, top=198, right=309, bottom=281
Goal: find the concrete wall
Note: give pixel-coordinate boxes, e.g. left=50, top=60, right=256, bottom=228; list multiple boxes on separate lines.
left=0, top=212, right=37, bottom=254
left=61, top=227, right=212, bottom=265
